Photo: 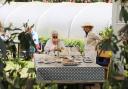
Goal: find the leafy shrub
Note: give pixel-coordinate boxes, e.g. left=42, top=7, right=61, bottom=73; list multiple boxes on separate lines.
left=63, top=39, right=84, bottom=54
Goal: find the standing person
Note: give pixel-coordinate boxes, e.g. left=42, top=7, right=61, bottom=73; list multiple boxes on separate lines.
left=18, top=26, right=35, bottom=60
left=44, top=30, right=65, bottom=56
left=82, top=23, right=101, bottom=62
left=0, top=22, right=8, bottom=40
left=31, top=29, right=39, bottom=52
left=27, top=25, right=39, bottom=52
left=0, top=22, right=7, bottom=60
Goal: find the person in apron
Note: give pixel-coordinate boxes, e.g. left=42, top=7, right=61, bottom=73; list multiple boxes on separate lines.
left=82, top=23, right=101, bottom=62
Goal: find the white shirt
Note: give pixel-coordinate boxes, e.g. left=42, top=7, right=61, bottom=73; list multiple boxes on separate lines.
left=84, top=31, right=101, bottom=47
left=31, top=30, right=39, bottom=45
left=0, top=32, right=10, bottom=41
left=84, top=31, right=101, bottom=60
left=44, top=39, right=65, bottom=52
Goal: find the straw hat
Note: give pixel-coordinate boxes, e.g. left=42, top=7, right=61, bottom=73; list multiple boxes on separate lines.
left=82, top=22, right=94, bottom=28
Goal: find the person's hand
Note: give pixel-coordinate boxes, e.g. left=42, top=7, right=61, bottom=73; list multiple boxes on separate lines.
left=54, top=47, right=65, bottom=52
left=54, top=48, right=61, bottom=52
left=36, top=44, right=40, bottom=49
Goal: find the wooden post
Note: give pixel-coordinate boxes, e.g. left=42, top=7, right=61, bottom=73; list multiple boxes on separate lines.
left=104, top=58, right=111, bottom=79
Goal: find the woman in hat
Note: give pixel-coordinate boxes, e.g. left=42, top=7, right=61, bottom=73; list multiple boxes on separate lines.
left=82, top=23, right=101, bottom=62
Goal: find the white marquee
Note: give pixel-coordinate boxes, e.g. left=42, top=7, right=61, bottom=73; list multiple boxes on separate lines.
left=0, top=2, right=112, bottom=39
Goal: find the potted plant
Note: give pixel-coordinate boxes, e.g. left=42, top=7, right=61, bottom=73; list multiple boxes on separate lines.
left=96, top=27, right=119, bottom=66
left=96, top=27, right=119, bottom=79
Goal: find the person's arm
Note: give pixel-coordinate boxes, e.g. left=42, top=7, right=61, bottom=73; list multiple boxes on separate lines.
left=0, top=34, right=9, bottom=41
left=60, top=40, right=65, bottom=50
left=33, top=32, right=39, bottom=45
left=44, top=39, right=53, bottom=52
left=38, top=42, right=42, bottom=52
left=32, top=31, right=40, bottom=50
left=92, top=33, right=102, bottom=50
left=55, top=40, right=65, bottom=52
left=91, top=32, right=101, bottom=40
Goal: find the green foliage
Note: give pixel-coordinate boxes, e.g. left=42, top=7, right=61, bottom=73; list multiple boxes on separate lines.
left=118, top=24, right=128, bottom=64
left=64, top=39, right=84, bottom=53
left=99, top=27, right=113, bottom=39
left=123, top=70, right=128, bottom=77
left=120, top=44, right=128, bottom=63
left=108, top=59, right=123, bottom=89
left=122, top=78, right=128, bottom=89
left=5, top=60, right=29, bottom=89
left=0, top=59, right=36, bottom=89
left=109, top=75, right=123, bottom=89
left=46, top=82, right=58, bottom=89
left=97, top=27, right=119, bottom=53
left=103, top=80, right=111, bottom=89
left=3, top=60, right=59, bottom=89
left=39, top=36, right=49, bottom=45
left=0, top=59, right=7, bottom=89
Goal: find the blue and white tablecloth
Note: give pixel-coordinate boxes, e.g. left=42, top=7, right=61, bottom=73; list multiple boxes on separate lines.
left=34, top=54, right=104, bottom=83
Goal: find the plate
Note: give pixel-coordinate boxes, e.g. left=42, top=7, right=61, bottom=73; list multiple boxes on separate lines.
left=83, top=60, right=93, bottom=63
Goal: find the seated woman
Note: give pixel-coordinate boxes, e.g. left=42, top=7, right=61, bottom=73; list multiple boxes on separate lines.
left=44, top=30, right=65, bottom=56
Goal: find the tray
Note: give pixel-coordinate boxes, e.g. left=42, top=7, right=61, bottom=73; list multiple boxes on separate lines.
left=63, top=62, right=79, bottom=66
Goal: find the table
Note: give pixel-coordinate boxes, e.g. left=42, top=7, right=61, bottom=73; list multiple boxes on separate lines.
left=34, top=54, right=105, bottom=89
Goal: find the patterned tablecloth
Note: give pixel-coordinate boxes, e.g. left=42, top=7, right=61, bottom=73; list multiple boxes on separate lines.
left=34, top=54, right=105, bottom=83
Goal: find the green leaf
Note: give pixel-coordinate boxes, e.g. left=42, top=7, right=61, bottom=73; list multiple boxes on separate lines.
left=14, top=77, right=20, bottom=88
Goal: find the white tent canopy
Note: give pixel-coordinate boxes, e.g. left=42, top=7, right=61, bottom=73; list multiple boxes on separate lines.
left=0, top=2, right=25, bottom=25
left=0, top=2, right=112, bottom=39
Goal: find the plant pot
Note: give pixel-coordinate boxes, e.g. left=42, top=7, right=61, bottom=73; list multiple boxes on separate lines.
left=97, top=49, right=112, bottom=58
left=96, top=56, right=110, bottom=66
left=96, top=50, right=112, bottom=66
